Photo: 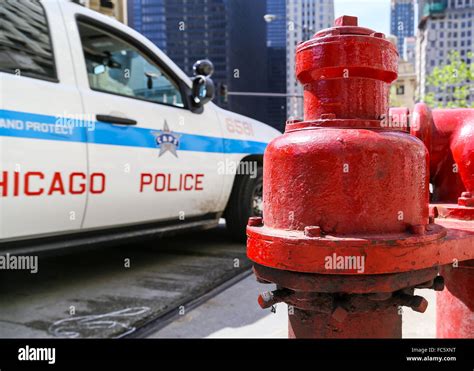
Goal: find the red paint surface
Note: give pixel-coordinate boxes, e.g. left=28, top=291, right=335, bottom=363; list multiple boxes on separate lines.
left=247, top=15, right=474, bottom=339
left=289, top=307, right=401, bottom=339
left=248, top=223, right=473, bottom=274
left=437, top=262, right=474, bottom=338
left=262, top=128, right=430, bottom=236
left=405, top=104, right=474, bottom=338
left=296, top=23, right=397, bottom=122
left=410, top=104, right=474, bottom=204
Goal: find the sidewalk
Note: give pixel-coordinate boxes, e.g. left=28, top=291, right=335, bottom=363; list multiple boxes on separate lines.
left=149, top=274, right=436, bottom=338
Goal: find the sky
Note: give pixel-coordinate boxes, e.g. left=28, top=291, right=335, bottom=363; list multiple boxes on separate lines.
left=334, top=0, right=391, bottom=36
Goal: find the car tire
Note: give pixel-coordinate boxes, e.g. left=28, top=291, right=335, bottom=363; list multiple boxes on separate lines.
left=225, top=163, right=263, bottom=242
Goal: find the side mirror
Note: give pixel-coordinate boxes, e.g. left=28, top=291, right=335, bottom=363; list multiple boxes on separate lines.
left=145, top=71, right=161, bottom=90
left=93, top=64, right=106, bottom=75
left=192, top=75, right=215, bottom=107
left=193, top=59, right=214, bottom=77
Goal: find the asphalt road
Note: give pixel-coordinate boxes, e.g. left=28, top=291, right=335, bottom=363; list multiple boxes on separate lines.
left=0, top=224, right=250, bottom=338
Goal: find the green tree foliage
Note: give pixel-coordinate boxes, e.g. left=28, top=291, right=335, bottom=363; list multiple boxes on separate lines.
left=425, top=51, right=474, bottom=108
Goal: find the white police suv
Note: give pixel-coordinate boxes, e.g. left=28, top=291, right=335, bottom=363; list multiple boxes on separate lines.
left=0, top=0, right=280, bottom=251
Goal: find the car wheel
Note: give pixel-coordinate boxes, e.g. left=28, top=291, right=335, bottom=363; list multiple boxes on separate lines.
left=225, top=163, right=263, bottom=242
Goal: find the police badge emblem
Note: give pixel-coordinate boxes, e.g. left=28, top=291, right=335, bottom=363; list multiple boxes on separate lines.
left=152, top=121, right=181, bottom=158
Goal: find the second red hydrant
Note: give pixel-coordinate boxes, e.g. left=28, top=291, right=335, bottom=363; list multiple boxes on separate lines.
left=247, top=15, right=474, bottom=338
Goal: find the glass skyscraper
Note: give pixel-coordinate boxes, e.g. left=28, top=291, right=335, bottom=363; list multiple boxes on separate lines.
left=128, top=0, right=273, bottom=126
left=286, top=0, right=335, bottom=120
left=391, top=0, right=416, bottom=54
left=266, top=0, right=287, bottom=130
left=128, top=0, right=228, bottom=93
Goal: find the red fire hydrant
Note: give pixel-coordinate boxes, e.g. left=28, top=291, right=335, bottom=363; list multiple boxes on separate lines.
left=407, top=103, right=474, bottom=338
left=247, top=15, right=474, bottom=338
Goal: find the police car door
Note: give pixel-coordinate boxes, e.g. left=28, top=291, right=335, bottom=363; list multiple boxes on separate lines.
left=0, top=1, right=88, bottom=240
left=64, top=7, right=226, bottom=229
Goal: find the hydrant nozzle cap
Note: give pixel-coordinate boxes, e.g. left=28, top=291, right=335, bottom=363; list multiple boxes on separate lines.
left=335, top=15, right=358, bottom=27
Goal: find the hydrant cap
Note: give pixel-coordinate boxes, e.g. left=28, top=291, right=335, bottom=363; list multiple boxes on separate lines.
left=294, top=14, right=398, bottom=121
left=334, top=15, right=358, bottom=27
left=310, top=14, right=388, bottom=39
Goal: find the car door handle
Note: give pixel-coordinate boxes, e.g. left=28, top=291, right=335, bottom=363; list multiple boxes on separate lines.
left=96, top=115, right=137, bottom=126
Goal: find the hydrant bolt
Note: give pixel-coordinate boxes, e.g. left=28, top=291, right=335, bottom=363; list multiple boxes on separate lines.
left=433, top=276, right=445, bottom=292
left=247, top=217, right=263, bottom=227
left=304, top=226, right=322, bottom=238
left=331, top=306, right=349, bottom=323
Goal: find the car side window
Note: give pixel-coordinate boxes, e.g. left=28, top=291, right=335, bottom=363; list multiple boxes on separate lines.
left=77, top=21, right=184, bottom=108
left=0, top=0, right=57, bottom=81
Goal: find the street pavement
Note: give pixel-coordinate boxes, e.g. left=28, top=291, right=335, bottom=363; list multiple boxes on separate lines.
left=0, top=225, right=249, bottom=338
left=150, top=275, right=437, bottom=338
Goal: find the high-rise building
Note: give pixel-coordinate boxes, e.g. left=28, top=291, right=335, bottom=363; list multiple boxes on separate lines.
left=128, top=0, right=270, bottom=125
left=126, top=0, right=334, bottom=126
left=403, top=36, right=417, bottom=65
left=391, top=0, right=415, bottom=55
left=127, top=0, right=167, bottom=52
left=417, top=0, right=426, bottom=22
left=128, top=0, right=228, bottom=98
left=387, top=35, right=417, bottom=109
left=266, top=0, right=287, bottom=130
left=416, top=0, right=473, bottom=105
left=286, top=0, right=334, bottom=120
left=85, top=0, right=128, bottom=23
left=393, top=60, right=417, bottom=109
left=226, top=0, right=269, bottom=123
